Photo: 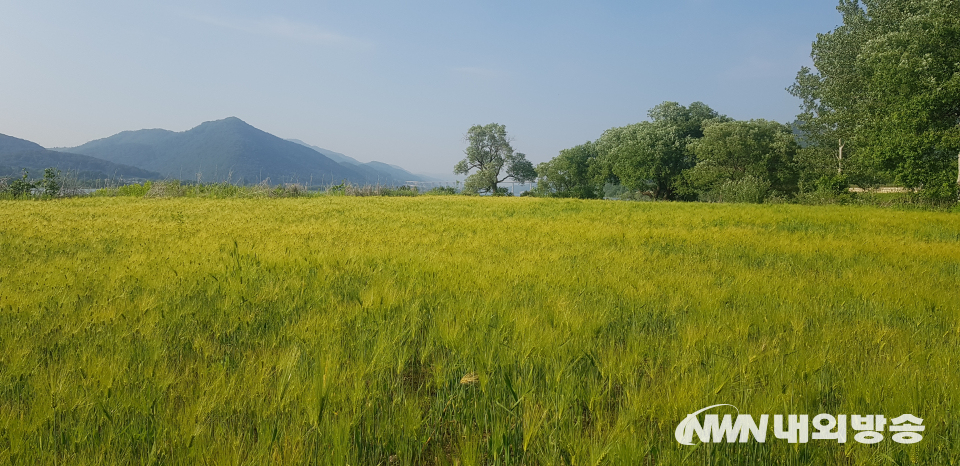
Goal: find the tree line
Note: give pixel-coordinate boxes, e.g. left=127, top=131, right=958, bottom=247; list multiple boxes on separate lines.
left=532, top=103, right=805, bottom=203
left=457, top=0, right=959, bottom=204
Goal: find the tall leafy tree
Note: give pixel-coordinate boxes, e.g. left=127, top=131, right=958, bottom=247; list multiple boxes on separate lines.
left=684, top=119, right=800, bottom=199
left=534, top=142, right=599, bottom=198
left=593, top=102, right=725, bottom=200
left=454, top=123, right=536, bottom=194
left=789, top=0, right=960, bottom=198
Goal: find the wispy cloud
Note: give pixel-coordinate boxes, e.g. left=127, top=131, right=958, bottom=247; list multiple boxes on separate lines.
left=188, top=14, right=370, bottom=49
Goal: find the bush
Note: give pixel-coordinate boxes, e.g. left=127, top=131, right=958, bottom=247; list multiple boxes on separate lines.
left=795, top=189, right=851, bottom=205
left=5, top=170, right=35, bottom=198
left=916, top=172, right=959, bottom=206
left=602, top=183, right=652, bottom=201
left=701, top=175, right=770, bottom=204
left=0, top=168, right=64, bottom=199
left=146, top=180, right=187, bottom=198
left=92, top=181, right=152, bottom=197
left=326, top=182, right=347, bottom=196
left=424, top=186, right=458, bottom=195
left=378, top=185, right=418, bottom=197
left=39, top=168, right=61, bottom=197
left=322, top=183, right=420, bottom=197
left=271, top=183, right=308, bottom=198
left=813, top=174, right=849, bottom=196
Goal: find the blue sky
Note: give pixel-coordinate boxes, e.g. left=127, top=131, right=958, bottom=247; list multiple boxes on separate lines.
left=0, top=0, right=843, bottom=174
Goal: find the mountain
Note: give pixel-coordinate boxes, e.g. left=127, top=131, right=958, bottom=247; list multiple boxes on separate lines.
left=286, top=139, right=362, bottom=165
left=0, top=133, right=44, bottom=153
left=287, top=138, right=432, bottom=182
left=0, top=133, right=159, bottom=180
left=363, top=161, right=424, bottom=183
left=417, top=172, right=462, bottom=182
left=61, top=118, right=395, bottom=185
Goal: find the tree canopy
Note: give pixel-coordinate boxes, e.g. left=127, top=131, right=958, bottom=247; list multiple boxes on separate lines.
left=454, top=123, right=536, bottom=194
left=486, top=1, right=960, bottom=205
left=789, top=0, right=960, bottom=198
left=591, top=102, right=725, bottom=200
left=534, top=142, right=599, bottom=199
left=683, top=119, right=800, bottom=201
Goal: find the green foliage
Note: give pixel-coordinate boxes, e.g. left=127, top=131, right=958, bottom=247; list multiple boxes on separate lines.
left=377, top=185, right=419, bottom=197
left=4, top=169, right=35, bottom=198
left=789, top=0, right=960, bottom=194
left=424, top=186, right=458, bottom=195
left=40, top=167, right=61, bottom=197
left=91, top=180, right=311, bottom=198
left=709, top=175, right=772, bottom=203
left=327, top=181, right=347, bottom=195
left=601, top=182, right=650, bottom=201
left=593, top=102, right=726, bottom=200
left=534, top=141, right=599, bottom=198
left=455, top=123, right=537, bottom=194
left=94, top=181, right=440, bottom=199
left=915, top=170, right=960, bottom=204
left=93, top=181, right=154, bottom=197
left=333, top=184, right=420, bottom=197
left=682, top=119, right=800, bottom=201
left=2, top=198, right=960, bottom=464
left=0, top=167, right=62, bottom=199
left=814, top=173, right=850, bottom=196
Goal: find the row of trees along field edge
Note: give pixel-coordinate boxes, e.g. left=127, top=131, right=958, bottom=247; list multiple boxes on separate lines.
left=460, top=0, right=959, bottom=204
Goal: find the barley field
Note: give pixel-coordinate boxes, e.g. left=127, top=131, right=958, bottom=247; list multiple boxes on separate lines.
left=1, top=197, right=958, bottom=465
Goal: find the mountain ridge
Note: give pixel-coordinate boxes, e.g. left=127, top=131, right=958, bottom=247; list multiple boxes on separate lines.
left=0, top=133, right=160, bottom=180
left=286, top=139, right=432, bottom=182
left=60, top=118, right=427, bottom=185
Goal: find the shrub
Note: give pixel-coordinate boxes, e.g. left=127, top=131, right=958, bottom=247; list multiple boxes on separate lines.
left=326, top=182, right=347, bottom=196
left=2, top=169, right=36, bottom=198
left=916, top=172, right=959, bottom=206
left=814, top=174, right=850, bottom=196
left=39, top=168, right=61, bottom=197
left=113, top=182, right=153, bottom=197
left=602, top=183, right=652, bottom=201
left=424, top=186, right=458, bottom=195
left=146, top=180, right=186, bottom=198
left=701, top=175, right=770, bottom=203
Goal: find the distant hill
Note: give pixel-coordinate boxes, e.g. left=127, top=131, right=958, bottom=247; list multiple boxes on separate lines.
left=0, top=133, right=159, bottom=180
left=61, top=118, right=398, bottom=185
left=286, top=139, right=362, bottom=165
left=0, top=133, right=45, bottom=153
left=417, top=172, right=462, bottom=182
left=363, top=161, right=426, bottom=182
left=287, top=138, right=431, bottom=182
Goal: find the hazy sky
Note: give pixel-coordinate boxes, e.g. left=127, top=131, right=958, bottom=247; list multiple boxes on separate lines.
left=0, top=0, right=843, bottom=174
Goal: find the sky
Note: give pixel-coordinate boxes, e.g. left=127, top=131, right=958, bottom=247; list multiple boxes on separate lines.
left=0, top=0, right=844, bottom=175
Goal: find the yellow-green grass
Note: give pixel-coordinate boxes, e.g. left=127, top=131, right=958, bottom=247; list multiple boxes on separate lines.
left=0, top=197, right=958, bottom=465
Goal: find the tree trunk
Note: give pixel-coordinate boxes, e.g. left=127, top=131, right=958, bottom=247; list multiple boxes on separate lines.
left=837, top=139, right=844, bottom=175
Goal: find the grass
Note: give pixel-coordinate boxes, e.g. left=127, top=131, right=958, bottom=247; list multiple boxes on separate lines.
left=0, top=196, right=958, bottom=465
